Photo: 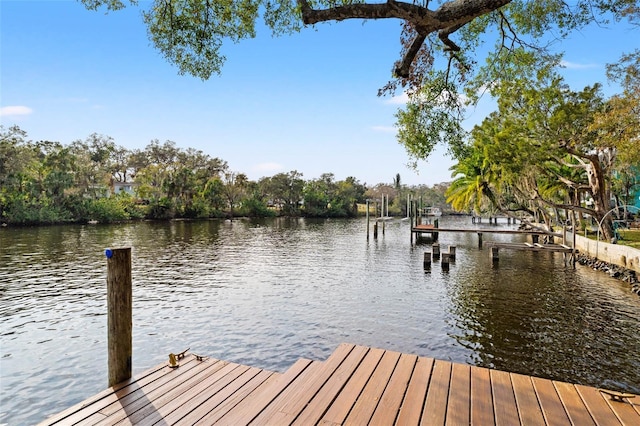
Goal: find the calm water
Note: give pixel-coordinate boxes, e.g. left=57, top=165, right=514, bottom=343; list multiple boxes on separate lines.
left=1, top=217, right=639, bottom=425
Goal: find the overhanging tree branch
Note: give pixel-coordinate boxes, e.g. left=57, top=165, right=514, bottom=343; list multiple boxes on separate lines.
left=298, top=0, right=513, bottom=78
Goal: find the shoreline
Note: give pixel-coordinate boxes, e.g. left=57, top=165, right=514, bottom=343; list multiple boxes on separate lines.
left=577, top=253, right=640, bottom=295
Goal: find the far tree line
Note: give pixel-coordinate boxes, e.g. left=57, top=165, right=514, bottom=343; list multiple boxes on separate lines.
left=0, top=126, right=449, bottom=225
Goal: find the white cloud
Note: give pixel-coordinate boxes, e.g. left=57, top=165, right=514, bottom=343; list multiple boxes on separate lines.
left=560, top=60, right=599, bottom=70
left=372, top=125, right=396, bottom=133
left=253, top=162, right=283, bottom=174
left=384, top=92, right=409, bottom=105
left=0, top=106, right=33, bottom=117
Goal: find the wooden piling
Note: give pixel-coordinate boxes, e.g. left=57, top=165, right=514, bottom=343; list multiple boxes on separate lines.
left=449, top=245, right=456, bottom=261
left=373, top=222, right=378, bottom=239
left=106, top=247, right=132, bottom=387
left=571, top=210, right=577, bottom=268
left=423, top=252, right=431, bottom=270
left=432, top=243, right=440, bottom=259
left=366, top=200, right=370, bottom=240
left=490, top=246, right=499, bottom=263
left=441, top=253, right=450, bottom=271
left=477, top=232, right=483, bottom=249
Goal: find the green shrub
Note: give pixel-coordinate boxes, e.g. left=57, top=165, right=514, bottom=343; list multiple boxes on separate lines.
left=88, top=197, right=129, bottom=223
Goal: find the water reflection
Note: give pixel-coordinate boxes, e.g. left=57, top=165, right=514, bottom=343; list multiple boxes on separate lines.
left=1, top=217, right=639, bottom=425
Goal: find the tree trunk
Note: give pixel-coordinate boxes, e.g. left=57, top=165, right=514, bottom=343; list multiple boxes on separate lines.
left=586, top=156, right=613, bottom=240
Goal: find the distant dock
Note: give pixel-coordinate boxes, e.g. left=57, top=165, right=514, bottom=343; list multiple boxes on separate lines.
left=411, top=225, right=563, bottom=246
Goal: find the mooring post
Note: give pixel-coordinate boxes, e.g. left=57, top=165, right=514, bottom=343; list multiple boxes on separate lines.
left=449, top=245, right=456, bottom=262
left=441, top=253, right=450, bottom=271
left=571, top=210, right=577, bottom=268
left=373, top=222, right=378, bottom=239
left=433, top=218, right=439, bottom=241
left=491, top=246, right=499, bottom=263
left=477, top=232, right=483, bottom=249
left=432, top=243, right=440, bottom=259
left=423, top=251, right=431, bottom=270
left=366, top=199, right=370, bottom=240
left=106, top=247, right=132, bottom=387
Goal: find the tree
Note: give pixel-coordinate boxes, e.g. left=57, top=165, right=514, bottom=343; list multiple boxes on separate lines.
left=600, top=50, right=640, bottom=211
left=266, top=170, right=305, bottom=215
left=221, top=171, right=248, bottom=217
left=445, top=66, right=634, bottom=239
left=80, top=1, right=639, bottom=162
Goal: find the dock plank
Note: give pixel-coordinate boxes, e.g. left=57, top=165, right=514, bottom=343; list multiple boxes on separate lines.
left=574, top=385, right=622, bottom=426
left=250, top=343, right=355, bottom=424
left=531, top=377, right=572, bottom=425
left=420, top=360, right=452, bottom=425
left=554, top=381, right=597, bottom=426
left=445, top=363, right=470, bottom=426
left=38, top=344, right=640, bottom=426
left=143, top=363, right=253, bottom=425
left=511, top=373, right=545, bottom=425
left=319, top=347, right=385, bottom=425
left=491, top=369, right=519, bottom=426
left=369, top=353, right=418, bottom=424
left=293, top=345, right=370, bottom=425
left=113, top=361, right=239, bottom=425
left=471, top=365, right=494, bottom=425
left=344, top=349, right=402, bottom=424
left=39, top=359, right=190, bottom=426
left=193, top=369, right=278, bottom=425
left=217, top=357, right=315, bottom=424
left=83, top=358, right=219, bottom=426
left=590, top=387, right=640, bottom=426
left=396, top=356, right=434, bottom=425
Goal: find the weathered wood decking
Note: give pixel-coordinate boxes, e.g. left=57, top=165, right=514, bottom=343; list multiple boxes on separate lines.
left=40, top=343, right=639, bottom=425
left=411, top=226, right=563, bottom=237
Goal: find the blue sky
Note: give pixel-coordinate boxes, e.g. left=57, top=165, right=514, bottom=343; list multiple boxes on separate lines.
left=1, top=1, right=637, bottom=186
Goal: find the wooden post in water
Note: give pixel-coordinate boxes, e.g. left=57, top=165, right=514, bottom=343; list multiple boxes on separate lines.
left=366, top=199, right=370, bottom=240
left=423, top=252, right=431, bottom=270
left=490, top=246, right=499, bottom=263
left=571, top=210, right=577, bottom=268
left=449, top=246, right=456, bottom=262
left=432, top=243, right=440, bottom=259
left=441, top=253, right=450, bottom=271
left=373, top=222, right=378, bottom=239
left=477, top=232, right=483, bottom=249
left=106, top=247, right=132, bottom=387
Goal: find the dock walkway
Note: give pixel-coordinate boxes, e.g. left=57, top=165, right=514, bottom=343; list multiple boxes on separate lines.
left=40, top=343, right=639, bottom=425
left=412, top=226, right=563, bottom=237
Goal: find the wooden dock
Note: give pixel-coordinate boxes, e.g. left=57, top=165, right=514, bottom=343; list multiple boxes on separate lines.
left=486, top=242, right=576, bottom=253
left=39, top=343, right=639, bottom=425
left=412, top=226, right=563, bottom=237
